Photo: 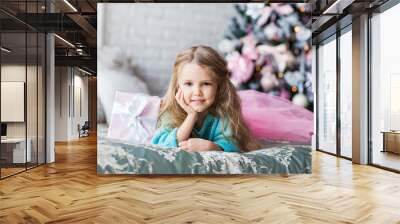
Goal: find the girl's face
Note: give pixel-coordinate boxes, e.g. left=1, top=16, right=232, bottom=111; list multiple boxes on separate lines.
left=177, top=62, right=218, bottom=113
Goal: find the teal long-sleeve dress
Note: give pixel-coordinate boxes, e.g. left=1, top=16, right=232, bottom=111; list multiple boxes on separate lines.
left=151, top=113, right=241, bottom=152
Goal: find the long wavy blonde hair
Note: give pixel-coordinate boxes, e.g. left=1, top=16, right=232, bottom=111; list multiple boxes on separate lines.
left=158, top=46, right=259, bottom=152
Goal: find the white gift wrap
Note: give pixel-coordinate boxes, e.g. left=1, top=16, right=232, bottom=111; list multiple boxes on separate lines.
left=107, top=91, right=161, bottom=144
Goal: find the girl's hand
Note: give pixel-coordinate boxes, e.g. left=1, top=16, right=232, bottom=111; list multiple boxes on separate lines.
left=179, top=138, right=221, bottom=152
left=175, top=88, right=196, bottom=115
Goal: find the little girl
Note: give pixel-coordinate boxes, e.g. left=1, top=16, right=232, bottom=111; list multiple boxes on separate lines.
left=151, top=46, right=259, bottom=152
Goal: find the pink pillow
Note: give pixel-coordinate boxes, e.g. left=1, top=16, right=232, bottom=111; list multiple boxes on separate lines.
left=238, top=90, right=313, bottom=143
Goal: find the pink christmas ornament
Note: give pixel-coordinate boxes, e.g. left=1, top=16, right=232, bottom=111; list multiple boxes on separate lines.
left=242, top=34, right=258, bottom=60
left=227, top=52, right=255, bottom=84
left=261, top=75, right=276, bottom=92
left=260, top=67, right=279, bottom=92
left=274, top=4, right=294, bottom=15
left=260, top=63, right=274, bottom=76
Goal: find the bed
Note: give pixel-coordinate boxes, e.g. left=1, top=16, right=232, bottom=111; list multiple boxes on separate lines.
left=97, top=124, right=312, bottom=175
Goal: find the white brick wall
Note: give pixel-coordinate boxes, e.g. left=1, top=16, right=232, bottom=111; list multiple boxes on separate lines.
left=99, top=3, right=236, bottom=96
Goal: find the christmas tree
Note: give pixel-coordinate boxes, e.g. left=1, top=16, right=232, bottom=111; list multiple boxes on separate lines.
left=219, top=3, right=313, bottom=111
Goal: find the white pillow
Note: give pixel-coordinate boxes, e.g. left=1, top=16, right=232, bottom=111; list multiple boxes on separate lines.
left=98, top=46, right=149, bottom=124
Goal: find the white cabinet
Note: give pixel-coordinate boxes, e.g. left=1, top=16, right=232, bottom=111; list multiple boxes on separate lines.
left=1, top=138, right=32, bottom=163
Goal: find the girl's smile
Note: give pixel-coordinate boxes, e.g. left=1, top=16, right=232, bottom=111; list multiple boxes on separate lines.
left=190, top=100, right=205, bottom=108
left=190, top=99, right=205, bottom=103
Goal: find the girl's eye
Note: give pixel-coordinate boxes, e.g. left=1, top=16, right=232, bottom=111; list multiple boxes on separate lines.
left=203, top=83, right=211, bottom=86
left=184, top=82, right=192, bottom=86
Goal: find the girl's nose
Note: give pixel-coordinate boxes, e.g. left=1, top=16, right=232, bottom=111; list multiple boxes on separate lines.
left=193, top=85, right=202, bottom=95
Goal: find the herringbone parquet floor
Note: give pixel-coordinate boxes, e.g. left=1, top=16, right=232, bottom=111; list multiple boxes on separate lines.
left=1, top=135, right=400, bottom=224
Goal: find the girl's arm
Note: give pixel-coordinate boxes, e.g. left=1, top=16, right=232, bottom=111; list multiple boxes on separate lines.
left=211, top=119, right=241, bottom=152
left=176, top=113, right=198, bottom=143
left=178, top=138, right=222, bottom=152
left=151, top=113, right=198, bottom=148
left=175, top=87, right=198, bottom=143
left=151, top=127, right=179, bottom=148
left=213, top=138, right=240, bottom=152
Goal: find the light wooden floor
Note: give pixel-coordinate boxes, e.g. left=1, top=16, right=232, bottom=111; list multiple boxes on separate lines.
left=1, top=163, right=45, bottom=178
left=1, top=135, right=400, bottom=224
left=372, top=150, right=400, bottom=171
left=1, top=167, right=26, bottom=177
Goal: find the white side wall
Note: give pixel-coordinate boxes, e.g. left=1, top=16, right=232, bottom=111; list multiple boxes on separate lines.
left=312, top=45, right=317, bottom=150
left=55, top=67, right=89, bottom=141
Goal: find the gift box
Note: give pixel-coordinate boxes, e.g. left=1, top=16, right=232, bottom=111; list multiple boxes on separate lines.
left=107, top=91, right=161, bottom=144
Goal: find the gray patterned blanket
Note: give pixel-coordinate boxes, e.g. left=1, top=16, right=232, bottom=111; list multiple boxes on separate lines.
left=97, top=125, right=311, bottom=174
